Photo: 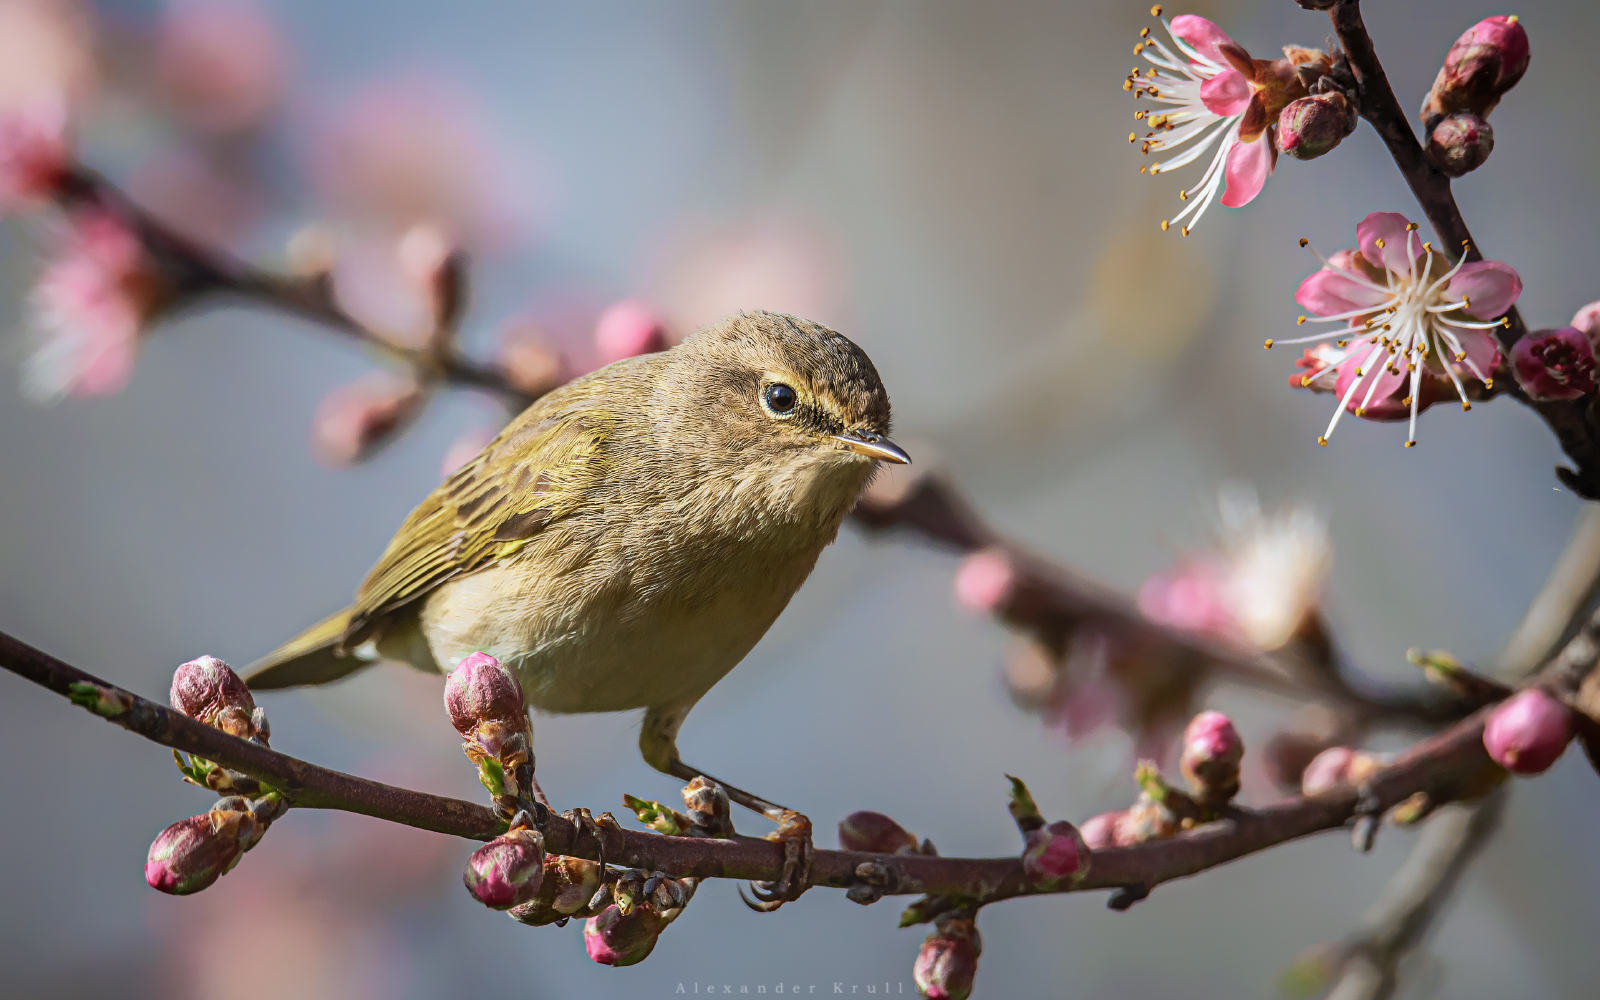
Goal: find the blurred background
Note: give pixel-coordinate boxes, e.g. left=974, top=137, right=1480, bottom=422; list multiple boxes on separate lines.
left=3, top=0, right=1598, bottom=997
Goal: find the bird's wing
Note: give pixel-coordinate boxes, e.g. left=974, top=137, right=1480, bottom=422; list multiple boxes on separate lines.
left=340, top=399, right=610, bottom=647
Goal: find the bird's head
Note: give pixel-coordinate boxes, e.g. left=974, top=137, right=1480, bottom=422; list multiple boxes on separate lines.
left=652, top=310, right=907, bottom=524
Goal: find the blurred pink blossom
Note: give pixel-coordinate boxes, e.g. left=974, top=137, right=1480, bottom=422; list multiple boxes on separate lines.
left=1138, top=559, right=1238, bottom=642
left=328, top=224, right=456, bottom=349
left=953, top=549, right=1016, bottom=614
left=310, top=371, right=426, bottom=467
left=0, top=101, right=69, bottom=212
left=440, top=426, right=497, bottom=479
left=496, top=316, right=570, bottom=396
left=156, top=0, right=286, bottom=133
left=128, top=148, right=263, bottom=247
left=24, top=208, right=167, bottom=400
left=649, top=215, right=846, bottom=335
left=593, top=298, right=667, bottom=366
left=0, top=0, right=95, bottom=116
left=1511, top=327, right=1597, bottom=401
left=307, top=76, right=530, bottom=247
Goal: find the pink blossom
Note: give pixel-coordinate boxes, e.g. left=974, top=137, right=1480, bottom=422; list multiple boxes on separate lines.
left=953, top=549, right=1017, bottom=615
left=309, top=372, right=425, bottom=467
left=24, top=208, right=166, bottom=400
left=1277, top=212, right=1517, bottom=447
left=593, top=298, right=668, bottom=366
left=462, top=827, right=545, bottom=910
left=1137, top=559, right=1237, bottom=641
left=0, top=102, right=69, bottom=212
left=1483, top=689, right=1573, bottom=775
left=1128, top=14, right=1324, bottom=233
left=1511, top=327, right=1596, bottom=401
left=156, top=0, right=286, bottom=133
left=328, top=227, right=456, bottom=350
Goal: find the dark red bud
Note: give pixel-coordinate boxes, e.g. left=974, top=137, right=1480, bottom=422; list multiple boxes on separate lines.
left=170, top=655, right=256, bottom=735
left=1427, top=113, right=1494, bottom=177
left=1278, top=93, right=1357, bottom=161
left=144, top=813, right=243, bottom=895
left=443, top=651, right=525, bottom=736
left=1484, top=689, right=1574, bottom=775
left=838, top=810, right=921, bottom=854
left=914, top=915, right=981, bottom=1000
left=584, top=903, right=666, bottom=966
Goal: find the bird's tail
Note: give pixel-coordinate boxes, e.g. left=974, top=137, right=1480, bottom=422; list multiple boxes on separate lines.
left=243, top=606, right=369, bottom=690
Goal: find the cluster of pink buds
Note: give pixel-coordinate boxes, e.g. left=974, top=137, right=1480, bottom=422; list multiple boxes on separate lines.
left=444, top=651, right=535, bottom=813
left=147, top=656, right=287, bottom=894
left=1005, top=776, right=1091, bottom=888
left=1420, top=16, right=1528, bottom=178
left=1081, top=709, right=1244, bottom=850
left=913, top=912, right=981, bottom=1000
left=582, top=870, right=697, bottom=967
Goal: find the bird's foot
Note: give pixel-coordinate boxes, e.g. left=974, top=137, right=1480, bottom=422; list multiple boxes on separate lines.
left=562, top=806, right=619, bottom=873
left=739, top=809, right=813, bottom=912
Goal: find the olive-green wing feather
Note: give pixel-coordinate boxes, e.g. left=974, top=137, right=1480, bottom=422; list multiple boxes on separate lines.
left=339, top=399, right=610, bottom=646
left=243, top=606, right=365, bottom=689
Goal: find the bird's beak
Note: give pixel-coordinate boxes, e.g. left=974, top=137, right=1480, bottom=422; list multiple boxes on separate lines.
left=833, top=431, right=911, bottom=465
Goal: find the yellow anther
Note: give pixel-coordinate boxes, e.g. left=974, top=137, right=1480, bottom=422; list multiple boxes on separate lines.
left=1423, top=241, right=1433, bottom=252
left=1297, top=316, right=1307, bottom=325
left=1501, top=317, right=1511, bottom=327
left=1356, top=407, right=1367, bottom=416
left=1179, top=189, right=1189, bottom=201
left=1298, top=237, right=1309, bottom=247
left=1161, top=220, right=1170, bottom=231
left=1124, top=79, right=1135, bottom=91
left=1129, top=132, right=1138, bottom=143
left=1484, top=377, right=1494, bottom=389
left=1139, top=166, right=1148, bottom=173
left=1407, top=363, right=1416, bottom=371
left=1337, top=340, right=1348, bottom=347
left=1151, top=4, right=1162, bottom=16
left=1355, top=367, right=1364, bottom=376
left=1462, top=296, right=1471, bottom=307
left=1263, top=339, right=1275, bottom=349
left=1135, top=110, right=1146, bottom=120
left=1301, top=376, right=1313, bottom=387
left=1402, top=396, right=1413, bottom=406
left=1135, top=43, right=1145, bottom=54
left=1405, top=440, right=1416, bottom=448
left=1462, top=401, right=1472, bottom=411
left=1317, top=436, right=1329, bottom=446
left=1147, top=87, right=1160, bottom=97
left=1375, top=237, right=1386, bottom=248
left=1382, top=323, right=1392, bottom=331
left=1454, top=351, right=1465, bottom=361
left=1181, top=226, right=1190, bottom=236
left=1406, top=222, right=1418, bottom=231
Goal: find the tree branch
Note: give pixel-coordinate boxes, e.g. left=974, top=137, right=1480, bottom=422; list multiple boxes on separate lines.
left=0, top=625, right=1559, bottom=908
left=1325, top=0, right=1600, bottom=497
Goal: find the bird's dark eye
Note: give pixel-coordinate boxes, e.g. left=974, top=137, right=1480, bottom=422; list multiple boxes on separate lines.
left=764, top=382, right=798, bottom=415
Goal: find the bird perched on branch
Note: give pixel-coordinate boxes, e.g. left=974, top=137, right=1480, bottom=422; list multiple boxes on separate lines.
left=245, top=310, right=907, bottom=905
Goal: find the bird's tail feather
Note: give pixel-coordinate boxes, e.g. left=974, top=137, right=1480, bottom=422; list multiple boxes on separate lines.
left=243, top=607, right=369, bottom=690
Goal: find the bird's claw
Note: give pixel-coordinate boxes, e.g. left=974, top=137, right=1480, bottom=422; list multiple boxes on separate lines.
left=740, top=809, right=812, bottom=912
left=562, top=806, right=611, bottom=873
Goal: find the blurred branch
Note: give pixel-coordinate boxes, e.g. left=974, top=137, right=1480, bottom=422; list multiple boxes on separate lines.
left=1319, top=790, right=1506, bottom=1000
left=1324, top=0, right=1600, bottom=498
left=1496, top=505, right=1600, bottom=679
left=3, top=625, right=1579, bottom=909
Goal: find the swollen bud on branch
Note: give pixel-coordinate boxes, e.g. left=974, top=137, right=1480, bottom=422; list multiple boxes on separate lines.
left=584, top=902, right=668, bottom=967
left=838, top=810, right=920, bottom=854
left=1278, top=93, right=1357, bottom=161
left=145, top=813, right=243, bottom=895
left=444, top=652, right=534, bottom=803
left=171, top=655, right=268, bottom=744
left=1020, top=821, right=1090, bottom=887
left=508, top=854, right=605, bottom=926
left=1300, top=746, right=1383, bottom=796
left=1179, top=710, right=1244, bottom=807
left=1426, top=113, right=1494, bottom=177
left=914, top=914, right=981, bottom=1000
left=464, top=811, right=547, bottom=910
left=681, top=776, right=733, bottom=838
left=1421, top=15, right=1530, bottom=124
left=1484, top=688, right=1574, bottom=775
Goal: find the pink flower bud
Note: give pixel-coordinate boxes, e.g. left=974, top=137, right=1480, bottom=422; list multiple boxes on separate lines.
left=953, top=550, right=1015, bottom=614
left=1277, top=93, right=1357, bottom=161
left=310, top=371, right=425, bottom=467
left=443, top=651, right=525, bottom=736
left=0, top=103, right=70, bottom=212
left=1511, top=327, right=1596, bottom=402
left=584, top=903, right=666, bottom=967
left=1571, top=301, right=1600, bottom=340
left=914, top=915, right=981, bottom=1000
left=838, top=810, right=921, bottom=854
left=508, top=854, right=605, bottom=925
left=464, top=827, right=546, bottom=909
left=1079, top=810, right=1129, bottom=851
left=1300, top=745, right=1384, bottom=795
left=1021, top=820, right=1089, bottom=885
left=170, top=655, right=257, bottom=738
left=1423, top=15, right=1530, bottom=121
left=145, top=814, right=243, bottom=895
left=593, top=299, right=667, bottom=366
left=1483, top=688, right=1574, bottom=775
left=1427, top=113, right=1494, bottom=178
left=1179, top=710, right=1244, bottom=804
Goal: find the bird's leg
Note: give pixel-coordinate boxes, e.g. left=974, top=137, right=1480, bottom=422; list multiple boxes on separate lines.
left=641, top=704, right=812, bottom=910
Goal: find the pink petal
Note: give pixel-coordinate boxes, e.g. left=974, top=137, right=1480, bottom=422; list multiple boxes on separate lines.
left=1169, top=15, right=1238, bottom=66
left=1199, top=69, right=1252, bottom=116
left=1356, top=212, right=1422, bottom=277
left=1441, top=327, right=1501, bottom=382
left=1295, top=268, right=1389, bottom=317
left=1570, top=300, right=1600, bottom=339
left=1447, top=260, right=1522, bottom=318
left=1220, top=134, right=1271, bottom=208
left=1333, top=340, right=1409, bottom=417
left=73, top=336, right=139, bottom=397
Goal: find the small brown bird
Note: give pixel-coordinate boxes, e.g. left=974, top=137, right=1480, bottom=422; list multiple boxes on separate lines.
left=246, top=309, right=907, bottom=901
